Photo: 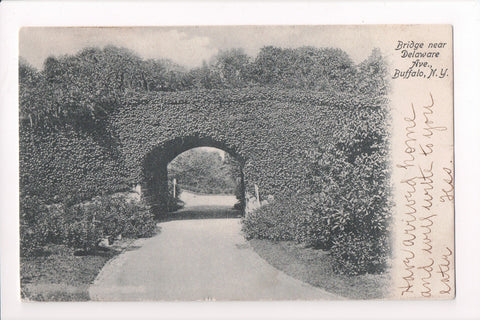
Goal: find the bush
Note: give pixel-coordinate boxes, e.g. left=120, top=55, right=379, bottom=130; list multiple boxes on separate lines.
left=38, top=205, right=68, bottom=244
left=63, top=220, right=103, bottom=253
left=242, top=203, right=295, bottom=241
left=20, top=195, right=65, bottom=256
left=62, top=203, right=102, bottom=252
left=117, top=203, right=157, bottom=239
left=330, top=232, right=390, bottom=275
left=243, top=93, right=391, bottom=275
left=303, top=109, right=392, bottom=275
left=20, top=220, right=43, bottom=257
left=242, top=194, right=312, bottom=242
left=20, top=193, right=157, bottom=256
left=242, top=193, right=335, bottom=250
left=243, top=149, right=391, bottom=275
left=293, top=193, right=335, bottom=250
left=78, top=195, right=157, bottom=245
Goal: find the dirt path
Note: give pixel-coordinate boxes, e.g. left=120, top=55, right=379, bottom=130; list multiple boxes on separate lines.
left=89, top=216, right=340, bottom=301
left=179, top=190, right=238, bottom=208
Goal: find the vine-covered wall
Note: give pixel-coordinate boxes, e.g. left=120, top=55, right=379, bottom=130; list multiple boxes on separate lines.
left=20, top=87, right=384, bottom=210
left=114, top=88, right=378, bottom=210
left=19, top=125, right=129, bottom=204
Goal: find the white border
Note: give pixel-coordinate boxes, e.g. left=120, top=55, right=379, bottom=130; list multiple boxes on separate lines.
left=1, top=1, right=480, bottom=319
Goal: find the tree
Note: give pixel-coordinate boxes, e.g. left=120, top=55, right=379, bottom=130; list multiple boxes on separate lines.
left=167, top=148, right=241, bottom=194
left=250, top=46, right=356, bottom=90
left=19, top=58, right=45, bottom=126
left=21, top=46, right=190, bottom=130
left=211, top=48, right=252, bottom=88
left=355, top=48, right=389, bottom=96
left=250, top=46, right=292, bottom=86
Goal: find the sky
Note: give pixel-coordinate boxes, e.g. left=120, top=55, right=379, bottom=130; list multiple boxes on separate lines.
left=19, top=26, right=382, bottom=70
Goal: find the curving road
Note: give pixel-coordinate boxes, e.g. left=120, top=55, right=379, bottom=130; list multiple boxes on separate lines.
left=89, top=199, right=340, bottom=301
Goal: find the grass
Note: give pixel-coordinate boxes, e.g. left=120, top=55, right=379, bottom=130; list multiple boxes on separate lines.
left=20, top=243, right=125, bottom=301
left=249, top=239, right=392, bottom=300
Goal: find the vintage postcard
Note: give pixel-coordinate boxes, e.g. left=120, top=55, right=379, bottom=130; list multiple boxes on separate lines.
left=18, top=25, right=454, bottom=301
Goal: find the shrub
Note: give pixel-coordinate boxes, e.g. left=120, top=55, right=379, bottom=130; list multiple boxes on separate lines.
left=20, top=193, right=157, bottom=256
left=242, top=93, right=391, bottom=275
left=121, top=208, right=157, bottom=238
left=63, top=219, right=103, bottom=253
left=330, top=232, right=390, bottom=275
left=62, top=204, right=103, bottom=252
left=20, top=195, right=65, bottom=256
left=242, top=194, right=311, bottom=242
left=37, top=205, right=68, bottom=244
left=81, top=194, right=157, bottom=244
left=96, top=198, right=125, bottom=244
left=304, top=110, right=392, bottom=275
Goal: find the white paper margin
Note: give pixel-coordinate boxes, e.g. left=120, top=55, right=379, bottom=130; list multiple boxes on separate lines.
left=1, top=1, right=479, bottom=319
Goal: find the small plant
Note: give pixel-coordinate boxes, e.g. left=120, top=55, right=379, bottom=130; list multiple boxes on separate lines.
left=63, top=204, right=102, bottom=253
left=83, top=195, right=157, bottom=246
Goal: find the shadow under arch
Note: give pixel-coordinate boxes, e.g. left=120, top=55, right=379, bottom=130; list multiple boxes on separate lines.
left=142, top=135, right=246, bottom=218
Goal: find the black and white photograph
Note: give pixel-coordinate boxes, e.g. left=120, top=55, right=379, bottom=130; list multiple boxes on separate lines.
left=16, top=25, right=454, bottom=302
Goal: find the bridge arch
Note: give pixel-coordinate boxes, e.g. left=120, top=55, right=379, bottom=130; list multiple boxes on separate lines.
left=142, top=135, right=246, bottom=216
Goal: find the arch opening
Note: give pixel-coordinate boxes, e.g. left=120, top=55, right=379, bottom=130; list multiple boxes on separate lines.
left=142, top=136, right=246, bottom=218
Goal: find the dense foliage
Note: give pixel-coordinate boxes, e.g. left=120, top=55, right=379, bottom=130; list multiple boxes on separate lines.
left=241, top=49, right=391, bottom=275
left=115, top=88, right=365, bottom=202
left=242, top=194, right=316, bottom=242
left=19, top=45, right=391, bottom=275
left=20, top=194, right=156, bottom=256
left=168, top=148, right=241, bottom=194
left=305, top=104, right=392, bottom=275
left=241, top=51, right=392, bottom=275
left=19, top=45, right=369, bottom=128
left=242, top=97, right=392, bottom=275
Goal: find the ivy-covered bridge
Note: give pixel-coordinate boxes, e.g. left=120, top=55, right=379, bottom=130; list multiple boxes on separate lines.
left=117, top=88, right=358, bottom=214
left=19, top=48, right=391, bottom=275
left=21, top=87, right=384, bottom=215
